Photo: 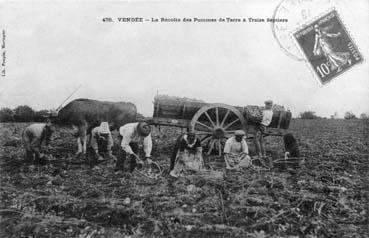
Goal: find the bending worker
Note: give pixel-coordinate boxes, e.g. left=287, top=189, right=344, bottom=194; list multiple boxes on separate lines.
left=254, top=100, right=273, bottom=158
left=22, top=121, right=54, bottom=164
left=224, top=130, right=251, bottom=169
left=170, top=131, right=204, bottom=178
left=117, top=122, right=152, bottom=172
left=90, top=122, right=116, bottom=162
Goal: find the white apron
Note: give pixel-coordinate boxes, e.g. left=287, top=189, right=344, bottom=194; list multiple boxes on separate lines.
left=173, top=150, right=204, bottom=173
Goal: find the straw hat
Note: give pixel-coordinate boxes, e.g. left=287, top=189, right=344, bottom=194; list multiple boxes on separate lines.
left=235, top=130, right=245, bottom=136
left=98, top=122, right=110, bottom=134
left=137, top=122, right=151, bottom=137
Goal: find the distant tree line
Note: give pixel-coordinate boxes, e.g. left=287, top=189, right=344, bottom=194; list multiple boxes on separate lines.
left=344, top=111, right=357, bottom=120
left=0, top=106, right=51, bottom=122
left=299, top=111, right=319, bottom=119
left=359, top=113, right=368, bottom=119
left=299, top=111, right=367, bottom=119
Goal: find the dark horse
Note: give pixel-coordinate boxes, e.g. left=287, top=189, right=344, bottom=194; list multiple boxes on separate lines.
left=52, top=98, right=137, bottom=156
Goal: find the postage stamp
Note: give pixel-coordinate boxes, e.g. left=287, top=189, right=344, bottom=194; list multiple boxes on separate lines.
left=293, top=9, right=363, bottom=84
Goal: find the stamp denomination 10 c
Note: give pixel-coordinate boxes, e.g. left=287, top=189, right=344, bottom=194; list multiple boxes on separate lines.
left=293, top=10, right=363, bottom=84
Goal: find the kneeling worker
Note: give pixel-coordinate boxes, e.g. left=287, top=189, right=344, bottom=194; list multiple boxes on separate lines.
left=90, top=122, right=116, bottom=162
left=170, top=131, right=204, bottom=178
left=224, top=130, right=251, bottom=169
left=22, top=121, right=54, bottom=164
left=117, top=122, right=152, bottom=172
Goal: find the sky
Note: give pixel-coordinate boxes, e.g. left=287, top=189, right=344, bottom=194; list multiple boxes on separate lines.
left=0, top=0, right=368, bottom=118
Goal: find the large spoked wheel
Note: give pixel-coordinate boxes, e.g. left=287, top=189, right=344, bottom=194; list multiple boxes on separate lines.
left=190, top=104, right=247, bottom=156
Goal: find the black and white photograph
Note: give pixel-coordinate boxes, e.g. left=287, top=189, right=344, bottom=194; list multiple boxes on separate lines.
left=0, top=0, right=368, bottom=237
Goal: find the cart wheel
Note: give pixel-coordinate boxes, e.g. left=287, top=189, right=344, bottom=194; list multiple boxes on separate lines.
left=190, top=104, right=247, bottom=156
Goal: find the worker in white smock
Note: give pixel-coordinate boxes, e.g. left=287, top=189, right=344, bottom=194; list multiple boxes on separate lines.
left=254, top=100, right=274, bottom=158
left=224, top=130, right=251, bottom=169
left=116, top=122, right=152, bottom=172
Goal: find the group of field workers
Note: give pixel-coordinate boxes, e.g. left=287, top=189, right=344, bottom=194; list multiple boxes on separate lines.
left=22, top=100, right=275, bottom=178
left=23, top=121, right=154, bottom=172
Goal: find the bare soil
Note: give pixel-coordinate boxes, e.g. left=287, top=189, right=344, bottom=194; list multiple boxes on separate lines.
left=0, top=119, right=368, bottom=237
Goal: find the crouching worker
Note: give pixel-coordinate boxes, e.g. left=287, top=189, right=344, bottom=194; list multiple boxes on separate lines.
left=170, top=131, right=204, bottom=178
left=90, top=122, right=116, bottom=162
left=224, top=130, right=251, bottom=170
left=22, top=121, right=54, bottom=164
left=283, top=133, right=300, bottom=159
left=116, top=122, right=152, bottom=172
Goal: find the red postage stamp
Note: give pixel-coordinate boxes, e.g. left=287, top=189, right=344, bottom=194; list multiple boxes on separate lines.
left=293, top=10, right=363, bottom=84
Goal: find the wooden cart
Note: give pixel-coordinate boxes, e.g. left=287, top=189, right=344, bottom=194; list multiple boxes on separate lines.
left=148, top=95, right=292, bottom=155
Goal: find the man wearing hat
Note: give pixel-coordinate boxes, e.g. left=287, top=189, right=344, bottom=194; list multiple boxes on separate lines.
left=117, top=122, right=152, bottom=172
left=170, top=130, right=204, bottom=178
left=223, top=130, right=251, bottom=169
left=254, top=100, right=274, bottom=158
left=90, top=122, right=116, bottom=162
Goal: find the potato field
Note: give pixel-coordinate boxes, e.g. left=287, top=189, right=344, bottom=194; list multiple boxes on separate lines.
left=0, top=119, right=368, bottom=237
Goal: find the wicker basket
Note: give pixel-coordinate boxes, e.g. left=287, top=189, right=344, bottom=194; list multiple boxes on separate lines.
left=244, top=106, right=263, bottom=123
left=273, top=158, right=301, bottom=170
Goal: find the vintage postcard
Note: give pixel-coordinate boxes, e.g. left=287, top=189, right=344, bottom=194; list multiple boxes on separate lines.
left=0, top=0, right=368, bottom=237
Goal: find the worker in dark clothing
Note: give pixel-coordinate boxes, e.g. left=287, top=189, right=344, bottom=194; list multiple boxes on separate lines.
left=170, top=131, right=203, bottom=178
